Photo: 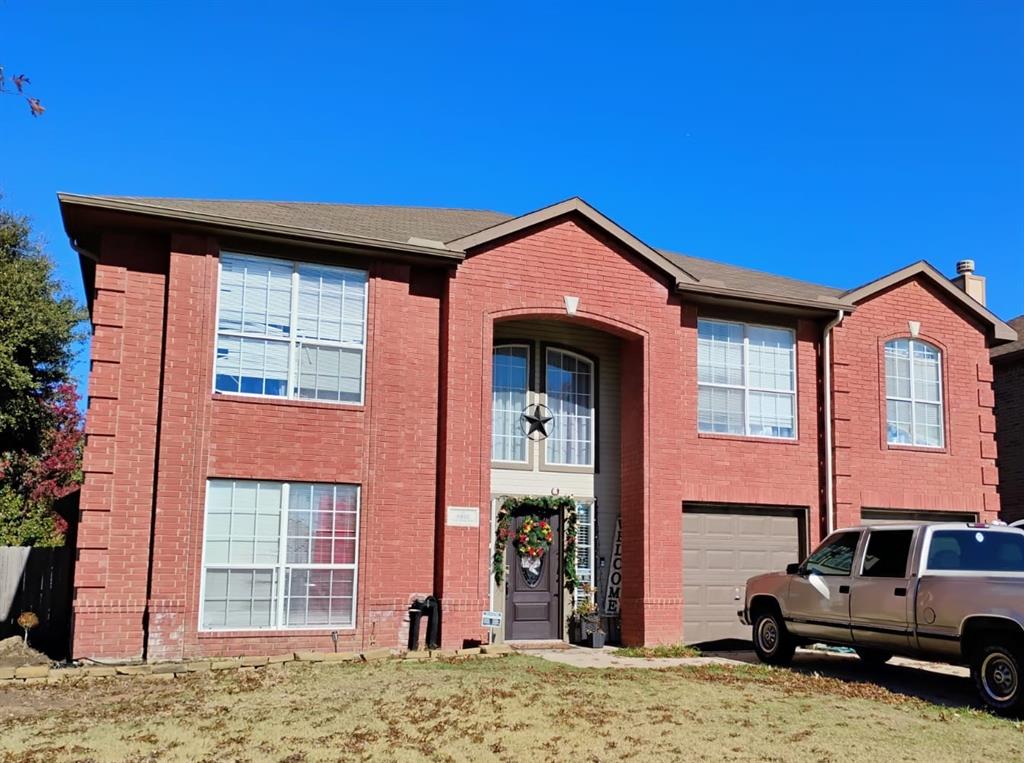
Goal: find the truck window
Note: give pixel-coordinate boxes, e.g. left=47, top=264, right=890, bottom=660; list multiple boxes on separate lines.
left=804, top=531, right=859, bottom=576
left=861, top=530, right=913, bottom=578
left=926, top=530, right=1024, bottom=573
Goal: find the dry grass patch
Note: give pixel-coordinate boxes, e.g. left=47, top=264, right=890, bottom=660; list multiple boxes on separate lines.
left=0, top=656, right=1021, bottom=762
left=614, top=644, right=701, bottom=659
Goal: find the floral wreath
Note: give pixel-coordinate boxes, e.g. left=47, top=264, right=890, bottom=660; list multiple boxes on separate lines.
left=493, top=495, right=580, bottom=592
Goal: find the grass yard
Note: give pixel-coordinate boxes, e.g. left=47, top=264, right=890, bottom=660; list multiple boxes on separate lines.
left=1, top=655, right=1021, bottom=762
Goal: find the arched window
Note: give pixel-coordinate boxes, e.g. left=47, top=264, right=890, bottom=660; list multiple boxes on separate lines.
left=884, top=338, right=944, bottom=447
left=492, top=344, right=530, bottom=463
left=545, top=348, right=595, bottom=467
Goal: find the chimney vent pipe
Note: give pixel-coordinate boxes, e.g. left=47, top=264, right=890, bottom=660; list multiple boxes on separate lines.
left=956, top=259, right=975, bottom=275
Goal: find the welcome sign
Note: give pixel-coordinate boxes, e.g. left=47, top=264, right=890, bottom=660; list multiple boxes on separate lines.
left=603, top=517, right=622, bottom=616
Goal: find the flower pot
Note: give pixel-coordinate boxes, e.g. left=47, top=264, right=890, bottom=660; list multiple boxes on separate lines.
left=586, top=630, right=605, bottom=649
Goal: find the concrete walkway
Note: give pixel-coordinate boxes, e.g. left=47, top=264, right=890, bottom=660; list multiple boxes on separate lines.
left=520, top=645, right=743, bottom=669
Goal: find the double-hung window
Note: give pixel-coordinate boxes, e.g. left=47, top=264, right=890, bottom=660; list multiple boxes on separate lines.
left=201, top=479, right=359, bottom=630
left=885, top=338, right=943, bottom=447
left=215, top=252, right=368, bottom=404
left=697, top=319, right=796, bottom=438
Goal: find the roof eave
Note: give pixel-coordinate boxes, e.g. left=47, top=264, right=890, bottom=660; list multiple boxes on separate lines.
left=57, top=193, right=467, bottom=263
left=675, top=281, right=854, bottom=313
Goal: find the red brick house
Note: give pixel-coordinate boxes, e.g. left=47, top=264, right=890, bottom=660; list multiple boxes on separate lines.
left=993, top=316, right=1024, bottom=522
left=58, top=194, right=1017, bottom=661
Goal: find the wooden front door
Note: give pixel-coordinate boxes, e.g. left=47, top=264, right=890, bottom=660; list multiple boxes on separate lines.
left=505, top=512, right=562, bottom=640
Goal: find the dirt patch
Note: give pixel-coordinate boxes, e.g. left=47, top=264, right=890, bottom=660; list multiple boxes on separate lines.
left=0, top=636, right=50, bottom=668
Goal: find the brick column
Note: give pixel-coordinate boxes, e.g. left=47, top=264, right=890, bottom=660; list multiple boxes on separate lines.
left=72, top=233, right=168, bottom=661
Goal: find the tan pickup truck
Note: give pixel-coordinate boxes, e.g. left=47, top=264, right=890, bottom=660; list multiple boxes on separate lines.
left=740, top=523, right=1024, bottom=715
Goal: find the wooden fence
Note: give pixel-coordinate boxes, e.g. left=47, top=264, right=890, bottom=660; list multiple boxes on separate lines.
left=0, top=491, right=79, bottom=661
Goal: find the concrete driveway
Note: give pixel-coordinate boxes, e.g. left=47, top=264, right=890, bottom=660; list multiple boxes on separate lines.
left=706, top=645, right=976, bottom=709
left=531, top=643, right=978, bottom=709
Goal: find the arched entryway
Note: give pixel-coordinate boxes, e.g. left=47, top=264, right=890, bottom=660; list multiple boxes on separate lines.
left=488, top=315, right=641, bottom=643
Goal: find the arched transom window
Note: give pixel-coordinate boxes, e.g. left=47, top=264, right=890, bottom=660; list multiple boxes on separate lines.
left=884, top=338, right=944, bottom=447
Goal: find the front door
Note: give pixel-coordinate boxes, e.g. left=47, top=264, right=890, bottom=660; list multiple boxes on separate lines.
left=505, top=512, right=562, bottom=640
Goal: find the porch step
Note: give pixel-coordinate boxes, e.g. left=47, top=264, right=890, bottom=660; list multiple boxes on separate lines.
left=504, top=640, right=572, bottom=651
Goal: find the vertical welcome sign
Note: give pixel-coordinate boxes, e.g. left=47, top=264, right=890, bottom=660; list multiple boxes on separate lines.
left=602, top=517, right=622, bottom=616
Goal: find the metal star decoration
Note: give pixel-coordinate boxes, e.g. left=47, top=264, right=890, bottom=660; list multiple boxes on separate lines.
left=520, top=403, right=553, bottom=441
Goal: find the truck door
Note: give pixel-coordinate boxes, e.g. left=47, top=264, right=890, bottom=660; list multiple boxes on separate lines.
left=850, top=528, right=914, bottom=651
left=785, top=530, right=860, bottom=643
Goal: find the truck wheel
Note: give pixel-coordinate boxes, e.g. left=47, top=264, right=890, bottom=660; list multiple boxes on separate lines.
left=752, top=610, right=795, bottom=665
left=972, top=642, right=1024, bottom=717
left=854, top=648, right=893, bottom=667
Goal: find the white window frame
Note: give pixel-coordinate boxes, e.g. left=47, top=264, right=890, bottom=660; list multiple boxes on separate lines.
left=884, top=338, right=945, bottom=448
left=574, top=500, right=596, bottom=608
left=198, top=479, right=361, bottom=632
left=213, top=252, right=368, bottom=406
left=697, top=318, right=798, bottom=440
left=544, top=347, right=596, bottom=468
left=491, top=343, right=531, bottom=465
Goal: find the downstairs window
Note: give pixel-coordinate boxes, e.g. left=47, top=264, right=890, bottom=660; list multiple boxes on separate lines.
left=201, top=479, right=359, bottom=630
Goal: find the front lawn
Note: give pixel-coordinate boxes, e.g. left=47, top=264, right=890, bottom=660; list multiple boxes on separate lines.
left=0, top=655, right=1020, bottom=761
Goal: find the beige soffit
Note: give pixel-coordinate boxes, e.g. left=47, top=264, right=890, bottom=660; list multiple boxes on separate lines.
left=843, top=260, right=1018, bottom=343
left=56, top=193, right=477, bottom=261
left=445, top=197, right=701, bottom=288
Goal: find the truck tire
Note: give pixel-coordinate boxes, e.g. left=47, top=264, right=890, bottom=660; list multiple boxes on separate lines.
left=752, top=609, right=795, bottom=666
left=972, top=642, right=1024, bottom=717
left=854, top=648, right=893, bottom=667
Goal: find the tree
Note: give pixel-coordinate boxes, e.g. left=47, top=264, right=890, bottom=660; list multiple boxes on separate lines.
left=0, top=208, right=84, bottom=546
left=0, top=66, right=44, bottom=116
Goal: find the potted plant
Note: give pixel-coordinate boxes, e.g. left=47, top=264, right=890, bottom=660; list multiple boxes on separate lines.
left=569, top=584, right=605, bottom=648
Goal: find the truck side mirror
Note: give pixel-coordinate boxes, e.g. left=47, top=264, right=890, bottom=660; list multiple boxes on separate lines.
left=786, top=563, right=801, bottom=575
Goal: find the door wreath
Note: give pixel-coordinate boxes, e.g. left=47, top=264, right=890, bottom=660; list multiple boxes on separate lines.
left=492, top=495, right=580, bottom=593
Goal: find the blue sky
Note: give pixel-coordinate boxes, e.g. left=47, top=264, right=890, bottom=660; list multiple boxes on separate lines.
left=3, top=2, right=1022, bottom=396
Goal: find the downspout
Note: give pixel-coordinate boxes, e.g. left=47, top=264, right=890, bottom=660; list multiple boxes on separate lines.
left=823, top=309, right=845, bottom=537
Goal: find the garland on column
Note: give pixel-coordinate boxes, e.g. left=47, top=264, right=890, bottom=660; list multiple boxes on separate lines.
left=492, top=495, right=580, bottom=593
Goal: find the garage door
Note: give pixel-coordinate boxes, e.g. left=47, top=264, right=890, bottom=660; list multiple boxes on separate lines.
left=860, top=509, right=977, bottom=525
left=682, top=506, right=804, bottom=644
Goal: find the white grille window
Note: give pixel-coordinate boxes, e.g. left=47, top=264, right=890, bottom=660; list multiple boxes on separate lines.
left=885, top=338, right=944, bottom=447
left=575, top=501, right=595, bottom=607
left=201, top=479, right=359, bottom=630
left=492, top=345, right=530, bottom=463
left=697, top=319, right=796, bottom=438
left=546, top=349, right=595, bottom=467
left=215, top=253, right=367, bottom=404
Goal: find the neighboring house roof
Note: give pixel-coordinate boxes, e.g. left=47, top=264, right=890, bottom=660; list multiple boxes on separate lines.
left=992, top=315, right=1024, bottom=362
left=843, top=261, right=1017, bottom=343
left=56, top=193, right=1018, bottom=341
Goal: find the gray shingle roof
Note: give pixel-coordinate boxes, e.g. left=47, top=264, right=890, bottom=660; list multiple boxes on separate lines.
left=661, top=249, right=845, bottom=304
left=992, top=315, right=1024, bottom=360
left=78, top=196, right=512, bottom=247
left=67, top=195, right=845, bottom=306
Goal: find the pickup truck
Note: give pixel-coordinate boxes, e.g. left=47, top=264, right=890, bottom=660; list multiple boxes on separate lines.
left=740, top=522, right=1024, bottom=715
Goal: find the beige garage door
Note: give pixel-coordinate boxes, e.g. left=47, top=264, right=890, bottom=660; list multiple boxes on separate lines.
left=859, top=509, right=977, bottom=526
left=682, top=506, right=804, bottom=644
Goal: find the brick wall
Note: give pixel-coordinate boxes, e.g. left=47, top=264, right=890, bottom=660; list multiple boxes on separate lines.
left=75, top=236, right=442, bottom=661
left=72, top=214, right=1007, bottom=657
left=994, top=355, right=1024, bottom=521
left=831, top=276, right=1000, bottom=526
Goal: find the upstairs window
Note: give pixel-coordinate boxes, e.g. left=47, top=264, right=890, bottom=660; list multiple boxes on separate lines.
left=545, top=349, right=595, bottom=467
left=885, top=338, right=943, bottom=447
left=697, top=319, right=796, bottom=438
left=492, top=345, right=530, bottom=463
left=215, top=253, right=368, bottom=404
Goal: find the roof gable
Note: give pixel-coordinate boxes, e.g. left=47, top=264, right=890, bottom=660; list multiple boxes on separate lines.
left=843, top=260, right=1017, bottom=343
left=445, top=197, right=700, bottom=287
